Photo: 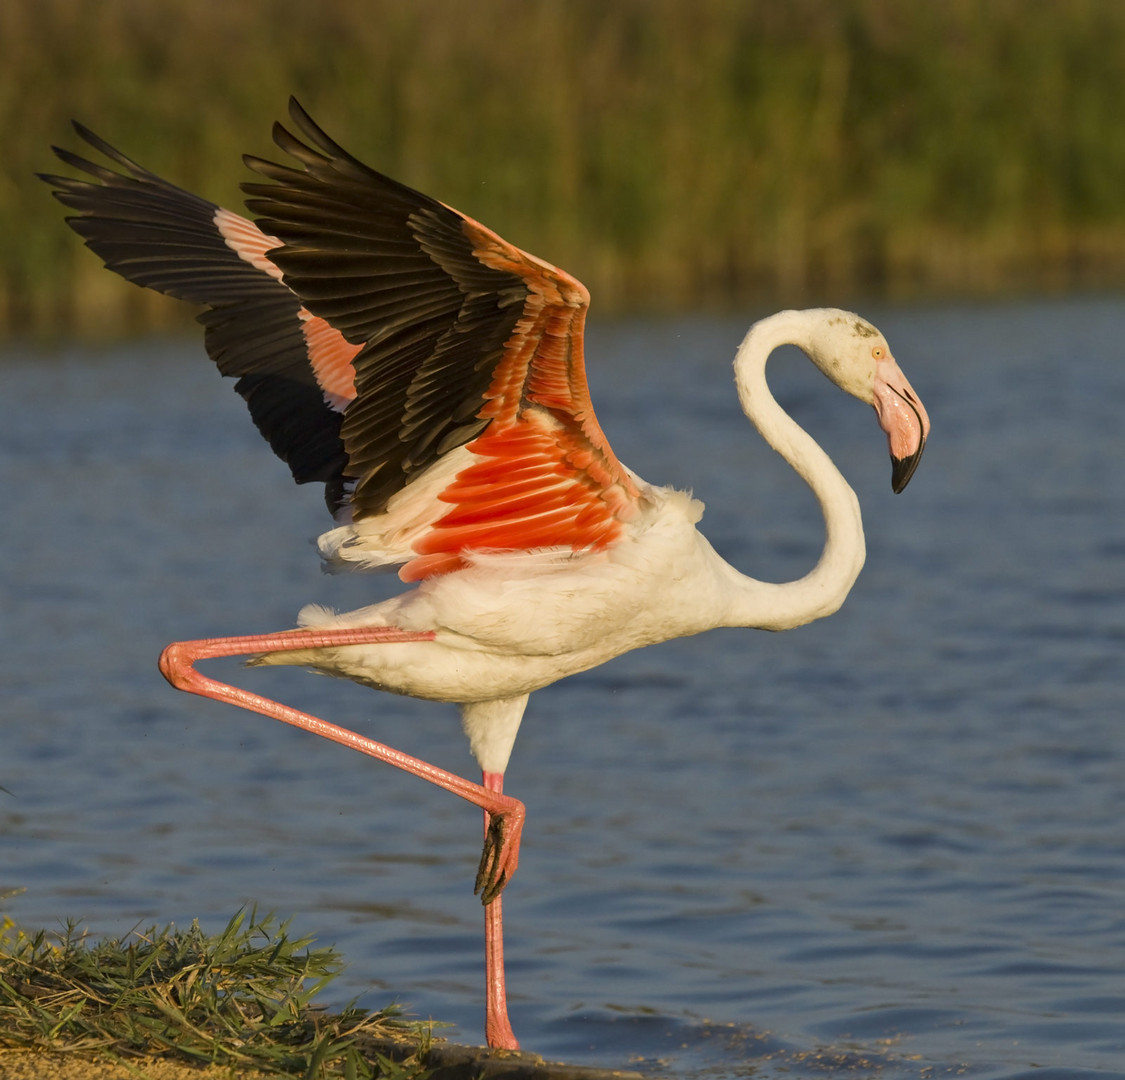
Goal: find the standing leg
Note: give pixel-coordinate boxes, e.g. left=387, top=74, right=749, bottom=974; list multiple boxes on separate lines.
left=158, top=627, right=527, bottom=1047
left=482, top=769, right=518, bottom=1050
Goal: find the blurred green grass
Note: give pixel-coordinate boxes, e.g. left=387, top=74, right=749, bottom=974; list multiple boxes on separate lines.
left=8, top=0, right=1125, bottom=337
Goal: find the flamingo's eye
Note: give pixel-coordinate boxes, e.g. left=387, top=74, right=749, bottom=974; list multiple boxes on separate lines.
left=872, top=345, right=886, bottom=360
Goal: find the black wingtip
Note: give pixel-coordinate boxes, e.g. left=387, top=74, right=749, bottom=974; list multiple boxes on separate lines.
left=288, top=95, right=311, bottom=126
left=283, top=97, right=351, bottom=163
left=48, top=122, right=158, bottom=184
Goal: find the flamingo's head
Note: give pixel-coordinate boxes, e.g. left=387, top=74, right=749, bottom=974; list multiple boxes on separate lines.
left=805, top=311, right=930, bottom=493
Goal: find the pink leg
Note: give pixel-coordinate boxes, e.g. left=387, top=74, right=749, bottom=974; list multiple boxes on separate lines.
left=482, top=770, right=518, bottom=1051
left=158, top=627, right=527, bottom=1048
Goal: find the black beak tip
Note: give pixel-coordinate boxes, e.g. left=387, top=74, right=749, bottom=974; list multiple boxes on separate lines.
left=891, top=443, right=925, bottom=493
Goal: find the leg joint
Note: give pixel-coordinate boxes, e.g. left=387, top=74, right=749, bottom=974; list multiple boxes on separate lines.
left=158, top=640, right=193, bottom=689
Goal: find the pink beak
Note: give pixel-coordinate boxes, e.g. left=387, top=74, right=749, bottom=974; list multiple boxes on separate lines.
left=873, top=358, right=930, bottom=493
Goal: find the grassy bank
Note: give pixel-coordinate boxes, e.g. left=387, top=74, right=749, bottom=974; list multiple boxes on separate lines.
left=7, top=0, right=1125, bottom=337
left=0, top=909, right=432, bottom=1077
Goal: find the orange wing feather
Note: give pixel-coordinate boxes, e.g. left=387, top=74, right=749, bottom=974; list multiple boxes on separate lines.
left=298, top=311, right=359, bottom=409
left=216, top=207, right=360, bottom=411
left=400, top=216, right=642, bottom=581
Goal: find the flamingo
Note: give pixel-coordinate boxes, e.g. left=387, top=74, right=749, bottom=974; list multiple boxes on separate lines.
left=41, top=99, right=929, bottom=1051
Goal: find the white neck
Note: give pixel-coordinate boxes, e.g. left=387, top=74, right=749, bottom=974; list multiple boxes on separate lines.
left=717, top=310, right=866, bottom=631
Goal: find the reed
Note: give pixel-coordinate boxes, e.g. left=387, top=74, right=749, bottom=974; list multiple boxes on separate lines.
left=8, top=0, right=1125, bottom=337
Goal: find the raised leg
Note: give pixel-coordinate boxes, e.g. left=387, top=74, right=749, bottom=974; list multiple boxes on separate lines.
left=158, top=627, right=528, bottom=1048
left=482, top=770, right=518, bottom=1050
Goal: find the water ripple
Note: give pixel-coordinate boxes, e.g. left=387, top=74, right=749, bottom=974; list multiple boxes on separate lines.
left=4, top=301, right=1125, bottom=1077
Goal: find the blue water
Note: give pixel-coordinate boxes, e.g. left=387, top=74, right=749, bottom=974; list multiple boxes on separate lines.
left=2, top=297, right=1123, bottom=1077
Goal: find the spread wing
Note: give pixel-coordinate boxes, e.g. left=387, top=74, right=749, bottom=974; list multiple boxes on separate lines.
left=43, top=99, right=642, bottom=580
left=40, top=126, right=357, bottom=509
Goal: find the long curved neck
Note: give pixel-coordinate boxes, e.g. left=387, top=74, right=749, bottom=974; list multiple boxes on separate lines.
left=718, top=311, right=866, bottom=631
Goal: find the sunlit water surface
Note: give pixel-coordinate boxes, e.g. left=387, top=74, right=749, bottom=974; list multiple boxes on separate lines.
left=2, top=298, right=1123, bottom=1078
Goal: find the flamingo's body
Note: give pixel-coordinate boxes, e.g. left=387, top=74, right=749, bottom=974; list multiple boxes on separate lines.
left=42, top=100, right=929, bottom=1051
